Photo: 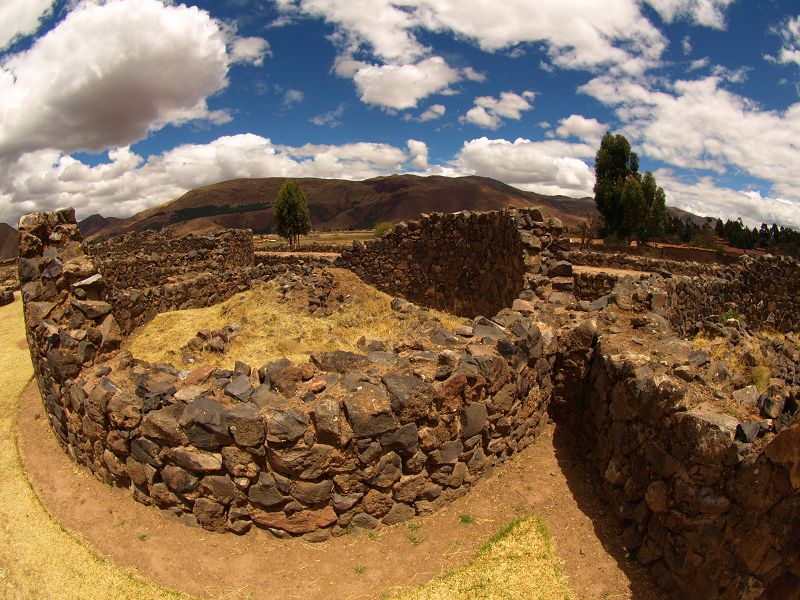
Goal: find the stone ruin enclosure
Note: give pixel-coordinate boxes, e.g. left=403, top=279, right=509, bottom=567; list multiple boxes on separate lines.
left=17, top=207, right=800, bottom=599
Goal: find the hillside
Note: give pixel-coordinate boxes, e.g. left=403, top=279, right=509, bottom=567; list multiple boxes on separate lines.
left=77, top=214, right=121, bottom=238
left=0, top=223, right=17, bottom=261
left=84, top=175, right=599, bottom=240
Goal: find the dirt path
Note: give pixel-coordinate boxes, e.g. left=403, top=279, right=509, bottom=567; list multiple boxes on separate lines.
left=17, top=378, right=663, bottom=599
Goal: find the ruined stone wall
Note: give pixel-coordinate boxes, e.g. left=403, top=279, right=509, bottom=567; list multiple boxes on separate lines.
left=91, top=229, right=254, bottom=290
left=18, top=209, right=556, bottom=540
left=570, top=249, right=718, bottom=277
left=572, top=345, right=799, bottom=599
left=573, top=271, right=619, bottom=301
left=667, top=255, right=800, bottom=334
left=336, top=209, right=569, bottom=318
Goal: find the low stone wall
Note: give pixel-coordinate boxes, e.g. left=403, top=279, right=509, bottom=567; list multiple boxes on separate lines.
left=570, top=249, right=719, bottom=277
left=337, top=209, right=569, bottom=318
left=17, top=208, right=557, bottom=540
left=570, top=344, right=800, bottom=599
left=258, top=243, right=344, bottom=254
left=91, top=229, right=254, bottom=290
left=573, top=271, right=619, bottom=301
left=667, top=255, right=800, bottom=334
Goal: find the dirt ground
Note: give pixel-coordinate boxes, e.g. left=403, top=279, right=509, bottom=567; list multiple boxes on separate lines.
left=17, top=377, right=664, bottom=600
left=572, top=265, right=650, bottom=277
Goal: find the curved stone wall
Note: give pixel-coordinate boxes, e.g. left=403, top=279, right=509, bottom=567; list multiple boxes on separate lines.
left=17, top=208, right=555, bottom=540
left=336, top=210, right=541, bottom=318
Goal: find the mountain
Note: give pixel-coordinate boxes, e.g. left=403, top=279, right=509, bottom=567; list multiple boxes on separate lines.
left=83, top=175, right=599, bottom=240
left=77, top=214, right=121, bottom=238
left=0, top=223, right=17, bottom=261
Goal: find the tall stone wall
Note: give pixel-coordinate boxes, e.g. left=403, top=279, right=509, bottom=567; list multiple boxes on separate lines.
left=568, top=344, right=800, bottom=599
left=336, top=209, right=571, bottom=317
left=91, top=229, right=254, bottom=291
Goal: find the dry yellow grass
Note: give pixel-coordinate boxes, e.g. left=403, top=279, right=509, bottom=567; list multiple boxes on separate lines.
left=393, top=516, right=573, bottom=600
left=126, top=269, right=466, bottom=369
left=0, top=293, right=191, bottom=599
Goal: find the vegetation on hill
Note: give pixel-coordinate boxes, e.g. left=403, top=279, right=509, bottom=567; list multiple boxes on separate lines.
left=667, top=215, right=800, bottom=257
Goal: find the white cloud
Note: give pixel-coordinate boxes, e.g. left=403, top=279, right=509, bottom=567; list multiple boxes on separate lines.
left=454, top=137, right=595, bottom=197
left=462, top=91, right=535, bottom=129
left=283, top=88, right=305, bottom=108
left=644, top=0, right=735, bottom=29
left=349, top=56, right=460, bottom=109
left=767, top=16, right=800, bottom=67
left=554, top=114, right=607, bottom=145
left=0, top=0, right=54, bottom=50
left=579, top=73, right=800, bottom=220
left=0, top=134, right=415, bottom=225
left=418, top=103, right=446, bottom=121
left=309, top=103, right=346, bottom=127
left=681, top=35, right=692, bottom=55
left=0, top=0, right=247, bottom=160
left=229, top=36, right=271, bottom=66
left=463, top=67, right=486, bottom=82
left=656, top=170, right=800, bottom=229
left=689, top=57, right=710, bottom=70
left=407, top=139, right=429, bottom=168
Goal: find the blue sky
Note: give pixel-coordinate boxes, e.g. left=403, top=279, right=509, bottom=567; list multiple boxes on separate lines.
left=1, top=0, right=799, bottom=229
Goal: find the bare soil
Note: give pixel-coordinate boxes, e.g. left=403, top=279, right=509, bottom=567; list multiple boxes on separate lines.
left=18, top=381, right=664, bottom=600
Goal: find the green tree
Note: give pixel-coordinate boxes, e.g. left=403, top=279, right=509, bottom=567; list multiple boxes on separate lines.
left=620, top=175, right=646, bottom=239
left=274, top=179, right=311, bottom=247
left=593, top=132, right=639, bottom=234
left=373, top=221, right=395, bottom=237
left=594, top=133, right=669, bottom=241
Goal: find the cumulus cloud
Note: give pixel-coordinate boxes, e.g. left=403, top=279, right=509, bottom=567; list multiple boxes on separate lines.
left=282, top=89, right=305, bottom=108
left=0, top=0, right=269, bottom=161
left=767, top=16, right=800, bottom=67
left=309, top=103, right=347, bottom=127
left=348, top=56, right=460, bottom=109
left=407, top=139, right=429, bottom=168
left=462, top=91, right=535, bottom=129
left=229, top=36, right=271, bottom=65
left=554, top=114, right=607, bottom=145
left=453, top=137, right=595, bottom=197
left=418, top=104, right=446, bottom=122
left=278, top=0, right=674, bottom=114
left=0, top=134, right=414, bottom=225
left=644, top=0, right=735, bottom=29
left=655, top=170, right=800, bottom=229
left=0, top=0, right=54, bottom=50
left=579, top=73, right=800, bottom=222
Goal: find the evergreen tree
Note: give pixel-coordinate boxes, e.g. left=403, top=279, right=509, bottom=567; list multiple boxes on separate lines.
left=620, top=175, right=646, bottom=239
left=593, top=132, right=639, bottom=234
left=274, top=179, right=311, bottom=247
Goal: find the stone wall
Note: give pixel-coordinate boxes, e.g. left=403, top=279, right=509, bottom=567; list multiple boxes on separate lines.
left=570, top=249, right=719, bottom=277
left=17, top=208, right=799, bottom=597
left=91, top=229, right=254, bottom=291
left=569, top=343, right=799, bottom=599
left=666, top=255, right=800, bottom=334
left=18, top=208, right=556, bottom=540
left=337, top=210, right=562, bottom=318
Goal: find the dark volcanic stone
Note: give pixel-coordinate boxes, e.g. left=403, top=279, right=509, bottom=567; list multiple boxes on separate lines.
left=311, top=350, right=368, bottom=373
left=460, top=402, right=488, bottom=439
left=381, top=372, right=434, bottom=422
left=266, top=407, right=309, bottom=443
left=343, top=384, right=398, bottom=438
left=226, top=402, right=265, bottom=446
left=179, top=397, right=233, bottom=450
left=380, top=423, right=419, bottom=456
left=310, top=396, right=344, bottom=445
